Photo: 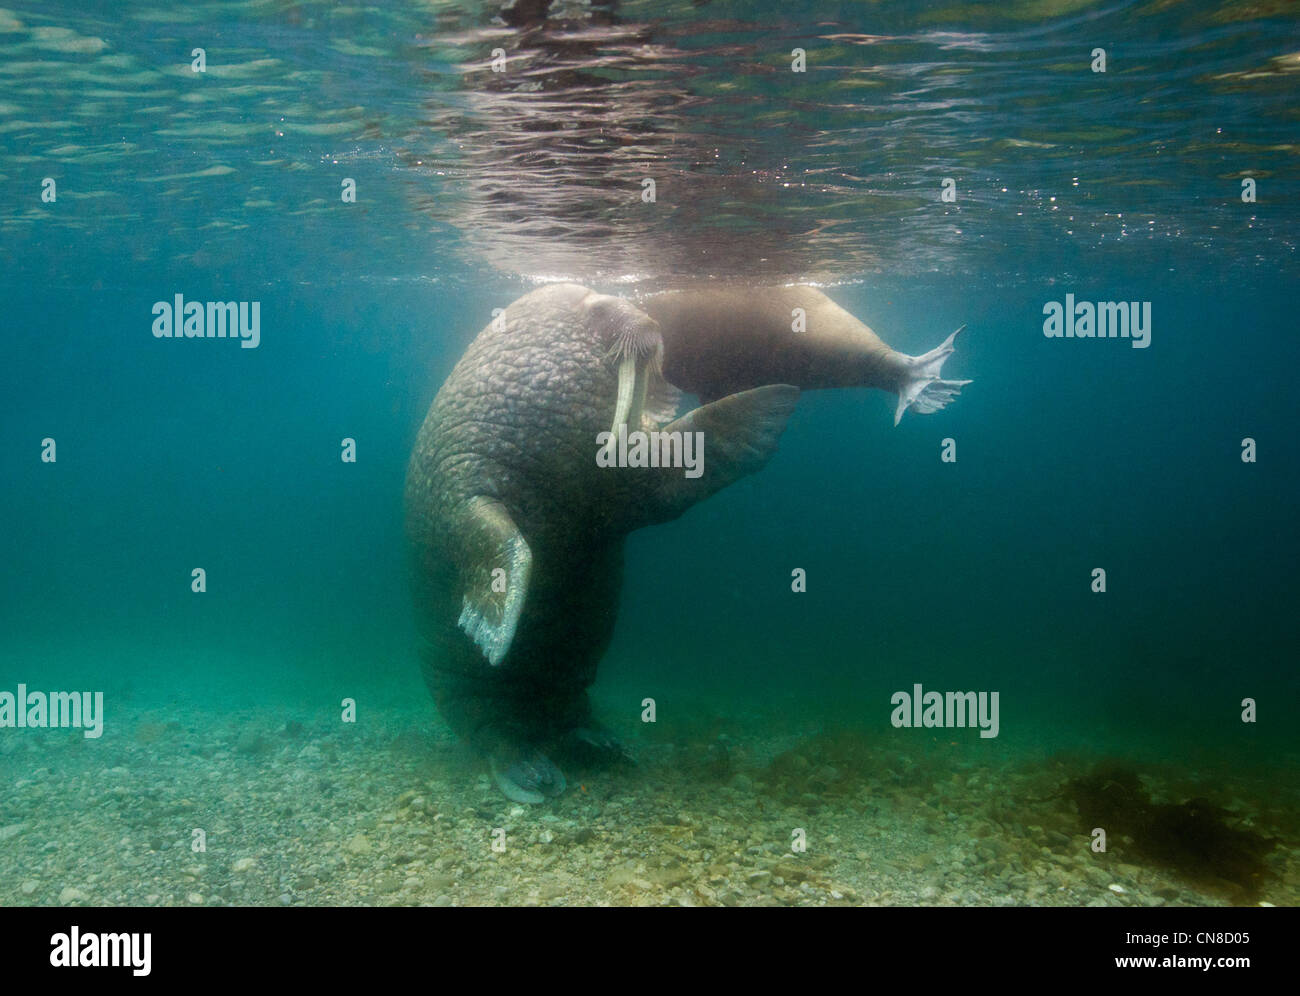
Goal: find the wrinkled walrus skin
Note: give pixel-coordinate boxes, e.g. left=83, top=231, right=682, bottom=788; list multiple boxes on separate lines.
left=405, top=282, right=969, bottom=802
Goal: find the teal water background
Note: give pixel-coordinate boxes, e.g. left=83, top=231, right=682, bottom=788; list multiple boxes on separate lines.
left=2, top=0, right=1297, bottom=771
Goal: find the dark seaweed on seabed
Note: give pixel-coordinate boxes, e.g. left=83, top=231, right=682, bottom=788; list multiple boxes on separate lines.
left=1065, top=765, right=1277, bottom=901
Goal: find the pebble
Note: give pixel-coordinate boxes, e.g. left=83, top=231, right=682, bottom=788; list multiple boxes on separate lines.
left=58, top=886, right=87, bottom=905
left=187, top=892, right=204, bottom=904
left=232, top=857, right=256, bottom=873
left=21, top=881, right=38, bottom=896
left=1107, top=883, right=1126, bottom=894
left=346, top=833, right=371, bottom=855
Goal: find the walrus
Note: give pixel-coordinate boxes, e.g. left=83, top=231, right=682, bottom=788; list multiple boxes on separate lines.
left=405, top=283, right=969, bottom=802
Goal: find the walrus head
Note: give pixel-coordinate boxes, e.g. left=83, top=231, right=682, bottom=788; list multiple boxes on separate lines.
left=584, top=292, right=667, bottom=436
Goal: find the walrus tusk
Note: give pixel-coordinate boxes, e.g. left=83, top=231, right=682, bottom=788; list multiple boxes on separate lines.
left=609, top=338, right=661, bottom=436
left=610, top=350, right=640, bottom=436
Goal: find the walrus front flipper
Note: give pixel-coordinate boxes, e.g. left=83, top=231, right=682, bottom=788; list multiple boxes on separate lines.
left=894, top=325, right=972, bottom=425
left=558, top=725, right=637, bottom=768
left=490, top=751, right=566, bottom=805
left=640, top=384, right=800, bottom=525
left=450, top=496, right=532, bottom=667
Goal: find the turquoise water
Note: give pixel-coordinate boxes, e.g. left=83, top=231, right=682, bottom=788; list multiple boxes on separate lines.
left=1, top=0, right=1297, bottom=906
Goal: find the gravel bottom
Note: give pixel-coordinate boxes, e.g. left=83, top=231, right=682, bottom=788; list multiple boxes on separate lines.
left=1, top=700, right=1296, bottom=908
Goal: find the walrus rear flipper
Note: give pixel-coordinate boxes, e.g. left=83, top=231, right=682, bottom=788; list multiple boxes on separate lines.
left=450, top=496, right=532, bottom=667
left=894, top=324, right=971, bottom=426
left=639, top=384, right=800, bottom=527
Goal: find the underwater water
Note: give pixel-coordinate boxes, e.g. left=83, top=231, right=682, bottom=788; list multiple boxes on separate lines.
left=1, top=0, right=1297, bottom=912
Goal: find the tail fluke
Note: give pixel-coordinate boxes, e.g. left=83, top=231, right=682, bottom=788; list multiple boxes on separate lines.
left=894, top=324, right=971, bottom=425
